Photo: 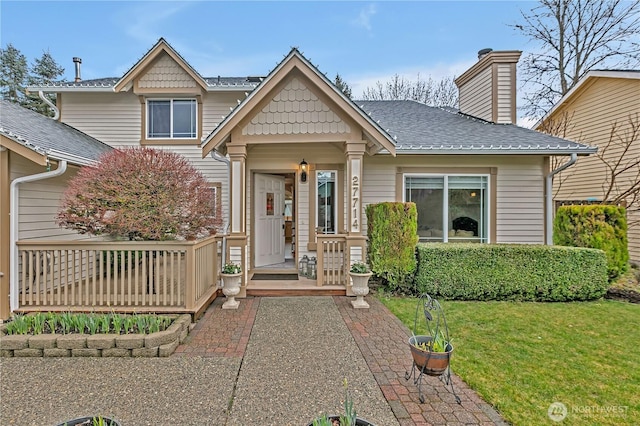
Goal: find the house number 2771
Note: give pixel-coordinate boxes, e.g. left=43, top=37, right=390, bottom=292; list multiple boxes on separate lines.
left=352, top=176, right=359, bottom=230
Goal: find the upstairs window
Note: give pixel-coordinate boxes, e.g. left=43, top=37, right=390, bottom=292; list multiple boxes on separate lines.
left=147, top=99, right=196, bottom=139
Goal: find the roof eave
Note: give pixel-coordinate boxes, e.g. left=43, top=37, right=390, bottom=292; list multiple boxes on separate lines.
left=26, top=86, right=115, bottom=93
left=395, top=148, right=597, bottom=155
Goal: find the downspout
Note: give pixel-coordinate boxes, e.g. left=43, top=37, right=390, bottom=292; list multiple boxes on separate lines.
left=37, top=91, right=60, bottom=121
left=210, top=150, right=230, bottom=275
left=545, top=153, right=577, bottom=245
left=9, top=159, right=67, bottom=312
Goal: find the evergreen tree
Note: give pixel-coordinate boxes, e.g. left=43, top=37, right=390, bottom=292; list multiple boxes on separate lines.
left=25, top=50, right=65, bottom=116
left=334, top=73, right=353, bottom=99
left=0, top=43, right=28, bottom=104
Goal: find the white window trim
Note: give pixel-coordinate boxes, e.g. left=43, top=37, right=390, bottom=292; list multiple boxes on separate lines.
left=403, top=173, right=491, bottom=243
left=316, top=169, right=338, bottom=234
left=146, top=98, right=197, bottom=140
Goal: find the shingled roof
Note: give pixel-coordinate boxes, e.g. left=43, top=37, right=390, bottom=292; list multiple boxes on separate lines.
left=0, top=100, right=112, bottom=164
left=358, top=100, right=596, bottom=155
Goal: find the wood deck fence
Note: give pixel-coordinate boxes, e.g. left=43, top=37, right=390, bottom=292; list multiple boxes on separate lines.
left=15, top=236, right=222, bottom=316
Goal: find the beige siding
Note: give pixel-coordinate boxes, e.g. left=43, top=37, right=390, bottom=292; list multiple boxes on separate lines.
left=60, top=92, right=141, bottom=147
left=496, top=63, right=513, bottom=124
left=59, top=92, right=236, bottom=230
left=362, top=154, right=545, bottom=244
left=458, top=67, right=492, bottom=122
left=138, top=53, right=197, bottom=89
left=547, top=77, right=640, bottom=262
left=243, top=78, right=350, bottom=136
left=11, top=155, right=91, bottom=241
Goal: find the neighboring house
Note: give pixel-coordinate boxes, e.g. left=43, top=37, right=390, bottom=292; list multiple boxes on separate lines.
left=535, top=70, right=640, bottom=264
left=13, top=39, right=595, bottom=315
left=0, top=99, right=113, bottom=319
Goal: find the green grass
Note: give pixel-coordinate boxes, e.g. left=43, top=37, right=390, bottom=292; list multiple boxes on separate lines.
left=379, top=296, right=640, bottom=425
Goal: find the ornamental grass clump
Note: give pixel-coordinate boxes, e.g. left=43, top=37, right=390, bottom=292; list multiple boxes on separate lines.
left=4, top=312, right=173, bottom=336
left=57, top=147, right=221, bottom=241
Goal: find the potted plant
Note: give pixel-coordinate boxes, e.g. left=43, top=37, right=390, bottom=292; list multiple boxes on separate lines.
left=308, top=380, right=375, bottom=426
left=348, top=262, right=372, bottom=309
left=56, top=415, right=120, bottom=426
left=408, top=330, right=453, bottom=376
left=221, top=262, right=242, bottom=309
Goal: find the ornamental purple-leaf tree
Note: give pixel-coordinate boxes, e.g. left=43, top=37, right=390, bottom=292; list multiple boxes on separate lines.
left=57, top=147, right=220, bottom=241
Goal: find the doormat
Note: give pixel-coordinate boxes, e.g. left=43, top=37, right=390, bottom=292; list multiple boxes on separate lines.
left=251, top=273, right=299, bottom=281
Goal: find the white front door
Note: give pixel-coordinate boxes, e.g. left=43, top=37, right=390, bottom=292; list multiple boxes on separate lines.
left=254, top=173, right=285, bottom=267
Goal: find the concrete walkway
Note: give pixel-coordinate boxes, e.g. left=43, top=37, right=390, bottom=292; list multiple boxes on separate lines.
left=175, top=295, right=506, bottom=425
left=0, top=296, right=506, bottom=425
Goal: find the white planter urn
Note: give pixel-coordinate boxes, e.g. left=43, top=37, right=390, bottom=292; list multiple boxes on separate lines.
left=221, top=272, right=242, bottom=309
left=349, top=271, right=372, bottom=309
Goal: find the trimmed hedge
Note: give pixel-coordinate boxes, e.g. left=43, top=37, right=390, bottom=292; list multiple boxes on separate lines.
left=366, top=202, right=418, bottom=292
left=554, top=204, right=628, bottom=280
left=415, top=243, right=608, bottom=301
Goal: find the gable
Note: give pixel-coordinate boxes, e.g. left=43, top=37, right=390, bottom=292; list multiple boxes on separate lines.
left=138, top=53, right=198, bottom=90
left=243, top=77, right=351, bottom=136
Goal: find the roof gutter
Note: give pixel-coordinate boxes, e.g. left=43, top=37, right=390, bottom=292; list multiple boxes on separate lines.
left=37, top=91, right=60, bottom=120
left=9, top=159, right=68, bottom=312
left=545, top=153, right=577, bottom=245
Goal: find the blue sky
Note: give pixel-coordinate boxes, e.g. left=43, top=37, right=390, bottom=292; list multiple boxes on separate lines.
left=2, top=1, right=536, bottom=106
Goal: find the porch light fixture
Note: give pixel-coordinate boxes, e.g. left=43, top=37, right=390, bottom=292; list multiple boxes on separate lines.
left=300, top=158, right=308, bottom=183
left=299, top=159, right=308, bottom=183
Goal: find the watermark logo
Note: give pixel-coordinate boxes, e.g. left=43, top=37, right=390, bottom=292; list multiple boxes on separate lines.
left=548, top=402, right=568, bottom=422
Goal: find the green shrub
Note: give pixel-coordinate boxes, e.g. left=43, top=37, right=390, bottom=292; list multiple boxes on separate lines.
left=415, top=244, right=608, bottom=301
left=554, top=205, right=628, bottom=280
left=366, top=202, right=418, bottom=292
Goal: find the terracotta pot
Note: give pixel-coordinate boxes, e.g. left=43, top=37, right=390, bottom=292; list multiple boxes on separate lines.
left=408, top=335, right=452, bottom=376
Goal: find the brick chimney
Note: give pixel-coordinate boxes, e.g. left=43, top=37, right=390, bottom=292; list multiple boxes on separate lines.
left=455, top=49, right=521, bottom=124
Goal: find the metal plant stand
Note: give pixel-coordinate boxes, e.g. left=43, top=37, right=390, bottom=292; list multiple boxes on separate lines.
left=405, top=293, right=461, bottom=404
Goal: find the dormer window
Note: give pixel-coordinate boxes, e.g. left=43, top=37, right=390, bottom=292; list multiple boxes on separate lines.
left=147, top=99, right=197, bottom=139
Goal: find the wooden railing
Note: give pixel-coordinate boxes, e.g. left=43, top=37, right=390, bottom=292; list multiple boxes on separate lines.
left=316, top=234, right=347, bottom=286
left=15, top=236, right=221, bottom=315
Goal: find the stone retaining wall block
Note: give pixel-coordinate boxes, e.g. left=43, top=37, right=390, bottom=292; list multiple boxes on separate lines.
left=132, top=347, right=158, bottom=357
left=14, top=348, right=43, bottom=357
left=87, top=335, right=116, bottom=349
left=115, top=334, right=144, bottom=349
left=28, top=334, right=57, bottom=349
left=57, top=334, right=88, bottom=350
left=0, top=335, right=29, bottom=350
left=102, top=348, right=131, bottom=357
left=72, top=348, right=101, bottom=357
left=158, top=339, right=178, bottom=357
left=44, top=348, right=71, bottom=357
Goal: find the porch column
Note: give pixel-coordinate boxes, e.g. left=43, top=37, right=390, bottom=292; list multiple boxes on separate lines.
left=227, top=144, right=248, bottom=296
left=346, top=141, right=368, bottom=263
left=227, top=144, right=247, bottom=235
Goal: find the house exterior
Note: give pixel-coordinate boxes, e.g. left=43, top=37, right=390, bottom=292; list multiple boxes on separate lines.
left=13, top=39, right=595, bottom=314
left=0, top=99, right=113, bottom=319
left=535, top=70, right=640, bottom=263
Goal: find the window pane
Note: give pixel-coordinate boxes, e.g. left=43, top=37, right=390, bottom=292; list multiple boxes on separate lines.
left=173, top=100, right=196, bottom=138
left=448, top=176, right=488, bottom=243
left=406, top=177, right=444, bottom=242
left=148, top=101, right=170, bottom=138
left=317, top=171, right=336, bottom=234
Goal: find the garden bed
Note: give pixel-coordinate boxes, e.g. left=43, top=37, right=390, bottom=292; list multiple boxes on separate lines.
left=0, top=314, right=191, bottom=357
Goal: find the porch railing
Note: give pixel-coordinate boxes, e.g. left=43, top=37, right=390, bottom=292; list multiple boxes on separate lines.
left=316, top=234, right=347, bottom=286
left=15, top=236, right=221, bottom=314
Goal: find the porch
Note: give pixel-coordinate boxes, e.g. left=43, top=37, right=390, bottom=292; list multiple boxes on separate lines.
left=13, top=234, right=357, bottom=316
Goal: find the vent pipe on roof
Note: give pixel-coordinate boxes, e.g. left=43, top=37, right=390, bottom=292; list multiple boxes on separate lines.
left=477, top=48, right=493, bottom=60
left=73, top=57, right=82, bottom=82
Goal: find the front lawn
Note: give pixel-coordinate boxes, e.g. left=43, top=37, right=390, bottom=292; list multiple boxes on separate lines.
left=380, top=297, right=639, bottom=425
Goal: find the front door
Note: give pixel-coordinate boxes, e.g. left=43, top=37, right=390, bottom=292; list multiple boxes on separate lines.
left=254, top=173, right=285, bottom=267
